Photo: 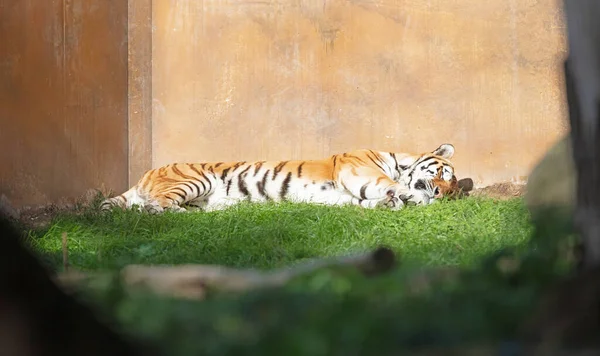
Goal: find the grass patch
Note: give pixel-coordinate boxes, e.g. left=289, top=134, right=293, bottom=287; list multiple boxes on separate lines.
left=31, top=197, right=532, bottom=272
left=26, top=197, right=575, bottom=355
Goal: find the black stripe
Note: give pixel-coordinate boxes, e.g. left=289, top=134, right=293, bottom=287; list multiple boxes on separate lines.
left=194, top=173, right=210, bottom=196
left=407, top=171, right=415, bottom=186
left=239, top=165, right=251, bottom=176
left=254, top=161, right=265, bottom=176
left=257, top=169, right=271, bottom=200
left=187, top=164, right=204, bottom=176
left=366, top=152, right=385, bottom=172
left=169, top=190, right=186, bottom=201
left=232, top=161, right=247, bottom=171
left=220, top=168, right=231, bottom=181
left=353, top=156, right=368, bottom=165
left=297, top=162, right=305, bottom=178
left=214, top=162, right=223, bottom=168
left=421, top=160, right=438, bottom=171
left=172, top=165, right=196, bottom=179
left=226, top=179, right=233, bottom=195
left=279, top=172, right=292, bottom=199
left=237, top=166, right=252, bottom=198
left=100, top=201, right=112, bottom=208
left=360, top=184, right=369, bottom=200
left=272, top=161, right=288, bottom=180
left=340, top=181, right=349, bottom=192
left=183, top=181, right=201, bottom=196
left=418, top=156, right=438, bottom=165
left=390, top=152, right=399, bottom=171
left=368, top=150, right=386, bottom=164
left=188, top=163, right=206, bottom=178
left=200, top=163, right=207, bottom=169
left=238, top=178, right=250, bottom=198
left=172, top=186, right=187, bottom=195
left=198, top=171, right=212, bottom=194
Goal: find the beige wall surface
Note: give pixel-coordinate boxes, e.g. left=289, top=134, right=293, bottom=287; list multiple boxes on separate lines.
left=0, top=0, right=129, bottom=208
left=152, top=0, right=568, bottom=187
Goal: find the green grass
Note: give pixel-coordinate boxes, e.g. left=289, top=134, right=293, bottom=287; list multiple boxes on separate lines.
left=26, top=197, right=576, bottom=355
left=31, top=197, right=532, bottom=272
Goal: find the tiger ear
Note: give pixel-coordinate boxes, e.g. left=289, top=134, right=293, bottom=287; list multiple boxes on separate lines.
left=432, top=144, right=455, bottom=159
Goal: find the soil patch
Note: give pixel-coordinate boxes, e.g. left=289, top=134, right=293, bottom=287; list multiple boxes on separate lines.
left=9, top=189, right=103, bottom=231
left=470, top=182, right=526, bottom=200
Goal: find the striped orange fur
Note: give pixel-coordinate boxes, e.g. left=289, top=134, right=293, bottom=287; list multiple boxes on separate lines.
left=431, top=175, right=461, bottom=200
left=100, top=144, right=457, bottom=214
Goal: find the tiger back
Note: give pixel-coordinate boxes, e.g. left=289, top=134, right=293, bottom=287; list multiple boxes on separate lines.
left=100, top=143, right=458, bottom=214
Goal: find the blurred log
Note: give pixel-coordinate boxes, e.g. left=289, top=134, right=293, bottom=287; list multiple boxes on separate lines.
left=57, top=247, right=397, bottom=300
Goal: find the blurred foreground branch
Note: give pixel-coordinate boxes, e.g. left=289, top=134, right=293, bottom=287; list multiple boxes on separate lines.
left=57, top=247, right=397, bottom=299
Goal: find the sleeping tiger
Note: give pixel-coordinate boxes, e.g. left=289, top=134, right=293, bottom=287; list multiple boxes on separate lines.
left=100, top=143, right=458, bottom=214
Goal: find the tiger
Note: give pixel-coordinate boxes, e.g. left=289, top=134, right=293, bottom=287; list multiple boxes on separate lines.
left=100, top=143, right=458, bottom=214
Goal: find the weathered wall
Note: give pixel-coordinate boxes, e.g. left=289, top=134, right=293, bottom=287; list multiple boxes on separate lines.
left=152, top=0, right=568, bottom=187
left=0, top=0, right=128, bottom=208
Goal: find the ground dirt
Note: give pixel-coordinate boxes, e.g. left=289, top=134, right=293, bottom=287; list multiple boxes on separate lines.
left=8, top=183, right=527, bottom=231
left=469, top=182, right=527, bottom=200
left=12, top=189, right=103, bottom=231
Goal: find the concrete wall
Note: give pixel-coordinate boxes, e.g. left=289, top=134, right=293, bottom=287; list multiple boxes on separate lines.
left=0, top=0, right=569, bottom=209
left=0, top=0, right=129, bottom=208
left=152, top=0, right=568, bottom=187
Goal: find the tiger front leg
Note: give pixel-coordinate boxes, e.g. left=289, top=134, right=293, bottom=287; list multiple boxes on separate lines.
left=355, top=191, right=406, bottom=210
left=338, top=167, right=413, bottom=210
left=143, top=202, right=189, bottom=214
left=375, top=191, right=405, bottom=210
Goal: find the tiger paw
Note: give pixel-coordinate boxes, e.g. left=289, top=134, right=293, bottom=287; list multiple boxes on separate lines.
left=399, top=194, right=417, bottom=207
left=386, top=186, right=412, bottom=199
left=169, top=206, right=189, bottom=213
left=144, top=204, right=164, bottom=214
left=376, top=196, right=405, bottom=210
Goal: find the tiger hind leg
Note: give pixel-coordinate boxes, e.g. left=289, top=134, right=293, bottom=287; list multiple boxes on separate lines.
left=143, top=198, right=190, bottom=214
left=99, top=187, right=146, bottom=213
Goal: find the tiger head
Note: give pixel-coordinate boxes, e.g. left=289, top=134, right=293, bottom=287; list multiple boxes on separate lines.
left=405, top=174, right=472, bottom=206
left=398, top=143, right=456, bottom=199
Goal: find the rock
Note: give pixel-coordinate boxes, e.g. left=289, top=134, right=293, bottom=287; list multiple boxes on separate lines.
left=524, top=134, right=576, bottom=216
